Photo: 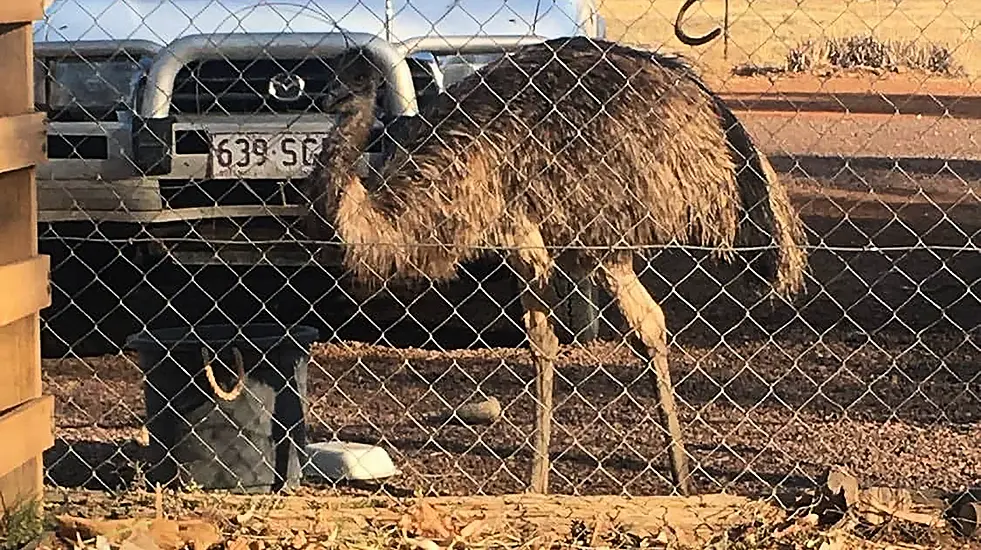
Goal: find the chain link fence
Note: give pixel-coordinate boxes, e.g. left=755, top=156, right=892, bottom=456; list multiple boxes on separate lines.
left=33, top=0, right=981, bottom=528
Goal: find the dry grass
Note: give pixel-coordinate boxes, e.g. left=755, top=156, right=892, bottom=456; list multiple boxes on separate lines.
left=43, top=490, right=788, bottom=550
left=38, top=488, right=978, bottom=550
left=597, top=0, right=981, bottom=79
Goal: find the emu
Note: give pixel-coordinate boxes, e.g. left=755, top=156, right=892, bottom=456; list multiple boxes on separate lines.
left=301, top=36, right=807, bottom=496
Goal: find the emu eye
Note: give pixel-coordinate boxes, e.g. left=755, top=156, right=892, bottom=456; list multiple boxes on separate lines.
left=320, top=82, right=355, bottom=112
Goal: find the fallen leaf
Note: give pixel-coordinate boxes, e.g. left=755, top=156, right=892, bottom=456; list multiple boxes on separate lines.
left=56, top=516, right=153, bottom=544
left=119, top=531, right=163, bottom=550
left=313, top=510, right=333, bottom=534
left=458, top=519, right=485, bottom=540
left=164, top=519, right=223, bottom=550
left=55, top=515, right=222, bottom=550
left=290, top=531, right=308, bottom=549
left=531, top=532, right=556, bottom=550
left=405, top=537, right=440, bottom=550
left=400, top=501, right=453, bottom=540
left=350, top=515, right=368, bottom=530
left=235, top=511, right=254, bottom=526
left=227, top=537, right=251, bottom=550
left=136, top=426, right=150, bottom=447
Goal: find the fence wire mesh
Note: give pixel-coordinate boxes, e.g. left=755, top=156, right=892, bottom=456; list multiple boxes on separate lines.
left=30, top=0, right=981, bottom=545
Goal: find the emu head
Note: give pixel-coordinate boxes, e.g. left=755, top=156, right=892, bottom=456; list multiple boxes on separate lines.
left=321, top=48, right=385, bottom=113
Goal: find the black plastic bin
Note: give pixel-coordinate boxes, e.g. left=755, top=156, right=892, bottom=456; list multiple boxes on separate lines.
left=126, top=323, right=319, bottom=493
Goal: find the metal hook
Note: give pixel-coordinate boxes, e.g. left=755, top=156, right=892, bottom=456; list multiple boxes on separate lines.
left=674, top=0, right=722, bottom=47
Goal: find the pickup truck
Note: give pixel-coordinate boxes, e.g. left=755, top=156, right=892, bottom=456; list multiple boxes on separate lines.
left=32, top=0, right=609, bottom=355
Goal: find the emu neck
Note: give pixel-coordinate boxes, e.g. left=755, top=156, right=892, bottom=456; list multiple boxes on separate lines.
left=320, top=96, right=410, bottom=279
left=322, top=97, right=376, bottom=180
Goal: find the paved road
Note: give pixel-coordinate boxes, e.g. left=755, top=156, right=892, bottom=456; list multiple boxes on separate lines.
left=738, top=111, right=981, bottom=161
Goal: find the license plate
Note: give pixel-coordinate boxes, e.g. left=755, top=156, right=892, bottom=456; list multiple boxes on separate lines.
left=209, top=132, right=330, bottom=179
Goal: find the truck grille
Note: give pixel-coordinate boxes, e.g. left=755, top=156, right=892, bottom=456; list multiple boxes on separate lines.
left=172, top=58, right=330, bottom=114
left=171, top=57, right=439, bottom=115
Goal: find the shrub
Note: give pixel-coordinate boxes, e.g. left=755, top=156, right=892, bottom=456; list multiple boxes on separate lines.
left=783, top=34, right=961, bottom=75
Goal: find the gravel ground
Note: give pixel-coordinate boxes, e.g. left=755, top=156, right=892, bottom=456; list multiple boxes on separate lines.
left=40, top=154, right=981, bottom=499
left=41, top=327, right=981, bottom=498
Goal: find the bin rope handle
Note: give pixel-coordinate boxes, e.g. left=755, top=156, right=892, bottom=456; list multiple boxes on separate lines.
left=201, top=346, right=246, bottom=401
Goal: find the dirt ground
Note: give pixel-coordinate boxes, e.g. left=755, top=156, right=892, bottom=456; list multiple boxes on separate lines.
left=38, top=152, right=981, bottom=503
left=716, top=73, right=981, bottom=97
left=598, top=0, right=981, bottom=79
left=742, top=112, right=981, bottom=161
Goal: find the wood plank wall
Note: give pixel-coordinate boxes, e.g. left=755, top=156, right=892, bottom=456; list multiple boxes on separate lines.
left=0, top=0, right=53, bottom=510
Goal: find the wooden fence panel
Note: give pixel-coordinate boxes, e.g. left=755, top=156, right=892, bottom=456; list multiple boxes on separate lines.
left=0, top=2, right=52, bottom=509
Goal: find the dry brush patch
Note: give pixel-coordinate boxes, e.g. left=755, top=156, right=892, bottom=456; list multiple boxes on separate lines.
left=731, top=34, right=964, bottom=78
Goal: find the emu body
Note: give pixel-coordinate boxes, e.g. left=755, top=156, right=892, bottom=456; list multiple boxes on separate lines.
left=303, top=36, right=808, bottom=495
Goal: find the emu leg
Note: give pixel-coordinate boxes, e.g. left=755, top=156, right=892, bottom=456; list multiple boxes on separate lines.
left=518, top=278, right=559, bottom=494
left=506, top=227, right=560, bottom=494
left=598, top=257, right=693, bottom=496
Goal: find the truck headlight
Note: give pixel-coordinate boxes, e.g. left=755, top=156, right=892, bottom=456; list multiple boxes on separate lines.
left=39, top=57, right=144, bottom=112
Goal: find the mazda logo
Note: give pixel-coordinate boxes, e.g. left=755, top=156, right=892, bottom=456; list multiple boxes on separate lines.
left=268, top=72, right=306, bottom=102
